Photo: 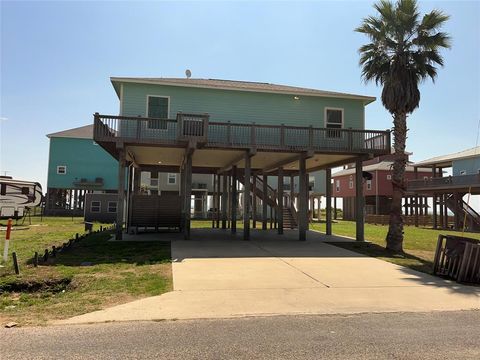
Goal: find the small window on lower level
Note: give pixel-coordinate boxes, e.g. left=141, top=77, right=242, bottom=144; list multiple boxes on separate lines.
left=168, top=173, right=177, bottom=185
left=91, top=201, right=101, bottom=213
left=107, top=201, right=117, bottom=213
left=57, top=165, right=67, bottom=175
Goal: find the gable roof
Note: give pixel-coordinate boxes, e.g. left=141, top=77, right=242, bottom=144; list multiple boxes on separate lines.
left=46, top=125, right=93, bottom=139
left=413, top=146, right=480, bottom=168
left=110, top=77, right=376, bottom=104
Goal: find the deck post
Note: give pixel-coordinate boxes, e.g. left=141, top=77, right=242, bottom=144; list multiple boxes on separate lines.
left=305, top=173, right=310, bottom=231
left=231, top=166, right=237, bottom=234
left=326, top=168, right=332, bottom=236
left=216, top=174, right=220, bottom=228
left=290, top=175, right=294, bottom=209
left=243, top=152, right=251, bottom=240
left=115, top=147, right=126, bottom=240
left=333, top=196, right=337, bottom=220
left=222, top=173, right=227, bottom=229
left=252, top=175, right=257, bottom=229
left=278, top=167, right=284, bottom=234
left=298, top=153, right=307, bottom=241
left=432, top=165, right=437, bottom=229
left=355, top=160, right=365, bottom=242
left=184, top=150, right=193, bottom=240
left=262, top=174, right=268, bottom=230
left=414, top=167, right=419, bottom=227
left=211, top=174, right=216, bottom=228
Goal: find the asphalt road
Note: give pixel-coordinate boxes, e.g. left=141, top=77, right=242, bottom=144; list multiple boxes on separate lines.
left=2, top=311, right=480, bottom=359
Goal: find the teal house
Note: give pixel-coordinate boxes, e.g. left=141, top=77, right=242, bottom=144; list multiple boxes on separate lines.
left=94, top=77, right=390, bottom=240
left=46, top=125, right=119, bottom=215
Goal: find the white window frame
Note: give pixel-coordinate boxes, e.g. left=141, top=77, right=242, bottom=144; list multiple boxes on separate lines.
left=57, top=165, right=67, bottom=175
left=91, top=201, right=101, bottom=213
left=107, top=201, right=117, bottom=213
left=167, top=173, right=177, bottom=185
left=324, top=107, right=344, bottom=139
left=146, top=95, right=170, bottom=130
left=335, top=179, right=340, bottom=192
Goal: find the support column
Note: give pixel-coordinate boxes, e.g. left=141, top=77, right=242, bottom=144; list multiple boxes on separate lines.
left=326, top=168, right=332, bottom=236
left=211, top=174, right=216, bottom=228
left=432, top=166, right=437, bottom=229
left=231, top=166, right=237, bottom=234
left=290, top=175, right=295, bottom=210
left=222, top=174, right=227, bottom=229
left=298, top=153, right=307, bottom=241
left=278, top=167, right=284, bottom=235
left=184, top=151, right=193, bottom=240
left=355, top=160, right=365, bottom=242
left=252, top=175, right=257, bottom=229
left=262, top=174, right=268, bottom=230
left=216, top=174, right=220, bottom=228
left=333, top=196, right=337, bottom=220
left=243, top=153, right=251, bottom=240
left=116, top=148, right=126, bottom=240
left=453, top=192, right=459, bottom=230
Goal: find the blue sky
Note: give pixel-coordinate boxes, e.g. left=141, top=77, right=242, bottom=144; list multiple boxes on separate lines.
left=1, top=0, right=479, bottom=189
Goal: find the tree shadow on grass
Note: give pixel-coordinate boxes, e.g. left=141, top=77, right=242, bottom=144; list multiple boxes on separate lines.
left=30, top=232, right=171, bottom=267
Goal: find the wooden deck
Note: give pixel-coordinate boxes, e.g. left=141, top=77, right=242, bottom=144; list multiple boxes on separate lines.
left=93, top=113, right=391, bottom=156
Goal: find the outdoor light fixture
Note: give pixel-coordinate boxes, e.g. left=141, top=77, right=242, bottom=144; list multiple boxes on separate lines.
left=158, top=161, right=162, bottom=164
left=293, top=96, right=300, bottom=100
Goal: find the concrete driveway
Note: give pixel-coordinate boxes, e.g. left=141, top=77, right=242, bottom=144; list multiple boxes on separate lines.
left=60, top=229, right=480, bottom=324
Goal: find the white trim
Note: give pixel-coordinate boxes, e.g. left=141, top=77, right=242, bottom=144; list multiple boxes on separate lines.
left=90, top=201, right=101, bottom=213
left=57, top=165, right=67, bottom=175
left=119, top=83, right=124, bottom=115
left=110, top=78, right=376, bottom=104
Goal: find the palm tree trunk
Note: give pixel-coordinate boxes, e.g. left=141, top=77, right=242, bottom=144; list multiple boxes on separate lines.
left=386, top=112, right=407, bottom=252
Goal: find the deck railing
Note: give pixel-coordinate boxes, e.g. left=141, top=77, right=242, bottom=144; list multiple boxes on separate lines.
left=407, top=174, right=480, bottom=191
left=94, top=113, right=390, bottom=154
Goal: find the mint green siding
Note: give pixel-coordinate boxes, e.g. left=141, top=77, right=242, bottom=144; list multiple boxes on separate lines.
left=453, top=157, right=480, bottom=176
left=121, top=83, right=365, bottom=129
left=47, top=138, right=118, bottom=189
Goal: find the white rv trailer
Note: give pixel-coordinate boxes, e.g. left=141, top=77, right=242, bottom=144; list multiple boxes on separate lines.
left=0, top=177, right=43, bottom=219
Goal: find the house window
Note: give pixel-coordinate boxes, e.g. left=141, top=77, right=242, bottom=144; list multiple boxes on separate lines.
left=387, top=174, right=392, bottom=180
left=147, top=96, right=169, bottom=129
left=460, top=170, right=467, bottom=175
left=150, top=178, right=159, bottom=187
left=107, top=201, right=117, bottom=213
left=309, top=178, right=315, bottom=191
left=325, top=108, right=343, bottom=138
left=0, top=184, right=6, bottom=195
left=349, top=175, right=354, bottom=189
left=57, top=165, right=67, bottom=175
left=21, top=187, right=29, bottom=195
left=335, top=180, right=340, bottom=192
left=91, top=201, right=101, bottom=213
left=366, top=180, right=372, bottom=190
left=168, top=173, right=177, bottom=185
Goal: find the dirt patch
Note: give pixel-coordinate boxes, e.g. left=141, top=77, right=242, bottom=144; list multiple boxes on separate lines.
left=0, top=277, right=72, bottom=294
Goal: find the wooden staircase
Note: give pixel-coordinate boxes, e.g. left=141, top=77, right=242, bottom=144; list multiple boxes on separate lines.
left=237, top=174, right=297, bottom=230
left=446, top=194, right=480, bottom=231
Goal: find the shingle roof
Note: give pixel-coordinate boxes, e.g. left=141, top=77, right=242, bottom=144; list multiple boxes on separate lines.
left=46, top=125, right=93, bottom=139
left=332, top=161, right=430, bottom=177
left=110, top=77, right=376, bottom=103
left=413, top=146, right=480, bottom=167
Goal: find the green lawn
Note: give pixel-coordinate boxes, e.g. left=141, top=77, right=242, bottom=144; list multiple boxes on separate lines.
left=310, top=220, right=480, bottom=274
left=0, top=217, right=172, bottom=326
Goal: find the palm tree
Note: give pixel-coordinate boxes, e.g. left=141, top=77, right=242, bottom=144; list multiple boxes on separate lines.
left=356, top=0, right=450, bottom=252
